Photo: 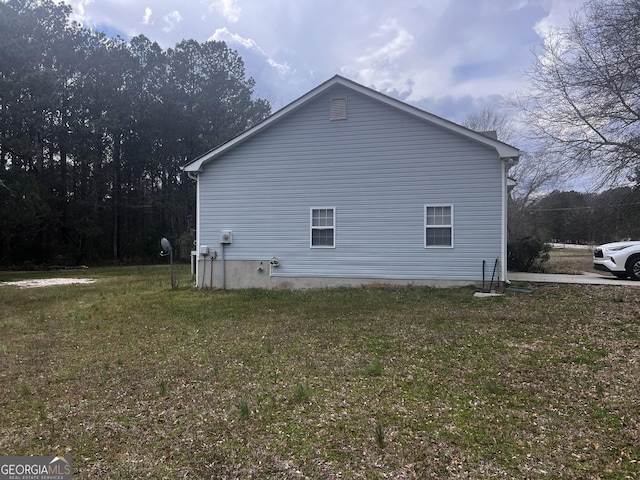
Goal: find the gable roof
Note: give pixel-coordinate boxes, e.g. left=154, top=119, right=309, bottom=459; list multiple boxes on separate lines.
left=182, top=75, right=520, bottom=173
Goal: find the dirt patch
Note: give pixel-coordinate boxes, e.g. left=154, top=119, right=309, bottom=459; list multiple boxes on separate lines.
left=0, top=278, right=96, bottom=288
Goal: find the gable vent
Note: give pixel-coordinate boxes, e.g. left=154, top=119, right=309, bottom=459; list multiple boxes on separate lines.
left=330, top=97, right=347, bottom=120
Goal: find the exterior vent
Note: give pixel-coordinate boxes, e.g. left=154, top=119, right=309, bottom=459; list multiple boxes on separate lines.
left=330, top=97, right=347, bottom=120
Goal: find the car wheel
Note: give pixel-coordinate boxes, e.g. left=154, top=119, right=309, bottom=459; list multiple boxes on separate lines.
left=626, top=254, right=640, bottom=281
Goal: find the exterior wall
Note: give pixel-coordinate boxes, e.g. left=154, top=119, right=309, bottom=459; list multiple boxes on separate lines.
left=195, top=85, right=506, bottom=288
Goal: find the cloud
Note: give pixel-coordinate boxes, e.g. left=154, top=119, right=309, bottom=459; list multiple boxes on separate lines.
left=210, top=27, right=290, bottom=75
left=142, top=7, right=152, bottom=25
left=212, top=0, right=241, bottom=23
left=67, top=0, right=94, bottom=23
left=534, top=0, right=584, bottom=37
left=370, top=0, right=571, bottom=105
left=162, top=10, right=182, bottom=33
left=508, top=0, right=530, bottom=11
left=211, top=27, right=257, bottom=50
left=336, top=2, right=541, bottom=103
left=57, top=0, right=588, bottom=124
left=340, top=18, right=415, bottom=97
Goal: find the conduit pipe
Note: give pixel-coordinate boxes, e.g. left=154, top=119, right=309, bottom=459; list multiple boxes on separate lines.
left=210, top=256, right=214, bottom=289
left=200, top=257, right=206, bottom=288
left=221, top=243, right=226, bottom=290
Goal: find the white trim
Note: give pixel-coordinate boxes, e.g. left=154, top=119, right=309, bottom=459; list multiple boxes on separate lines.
left=310, top=207, right=336, bottom=248
left=424, top=204, right=454, bottom=248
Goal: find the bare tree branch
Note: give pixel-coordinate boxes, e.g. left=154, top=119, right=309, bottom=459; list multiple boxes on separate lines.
left=515, top=0, right=640, bottom=187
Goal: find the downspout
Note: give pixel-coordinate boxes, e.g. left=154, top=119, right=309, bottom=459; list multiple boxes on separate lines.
left=501, top=160, right=507, bottom=283
left=185, top=169, right=201, bottom=287
left=501, top=157, right=517, bottom=283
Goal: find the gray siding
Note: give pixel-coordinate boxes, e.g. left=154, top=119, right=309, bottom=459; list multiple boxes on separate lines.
left=198, top=85, right=504, bottom=282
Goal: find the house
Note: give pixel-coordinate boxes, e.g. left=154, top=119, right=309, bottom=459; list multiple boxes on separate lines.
left=182, top=75, right=519, bottom=289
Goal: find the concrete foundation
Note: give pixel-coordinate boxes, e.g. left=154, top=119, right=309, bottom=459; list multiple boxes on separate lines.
left=195, top=259, right=481, bottom=290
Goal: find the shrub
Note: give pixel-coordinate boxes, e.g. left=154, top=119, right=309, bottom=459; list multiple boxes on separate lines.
left=507, top=236, right=551, bottom=272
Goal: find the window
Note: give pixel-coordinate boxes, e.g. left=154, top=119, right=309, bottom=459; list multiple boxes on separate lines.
left=425, top=205, right=453, bottom=248
left=311, top=208, right=335, bottom=248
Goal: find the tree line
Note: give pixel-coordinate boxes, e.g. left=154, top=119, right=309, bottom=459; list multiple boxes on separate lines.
left=0, top=0, right=270, bottom=267
left=510, top=186, right=640, bottom=246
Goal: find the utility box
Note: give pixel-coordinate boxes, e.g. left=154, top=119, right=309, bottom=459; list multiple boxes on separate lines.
left=199, top=245, right=210, bottom=256
left=220, top=230, right=232, bottom=244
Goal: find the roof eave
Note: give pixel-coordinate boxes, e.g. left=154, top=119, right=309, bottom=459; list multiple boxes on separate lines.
left=497, top=145, right=520, bottom=162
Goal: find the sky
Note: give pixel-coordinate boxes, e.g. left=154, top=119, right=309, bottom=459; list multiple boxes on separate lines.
left=63, top=0, right=586, bottom=124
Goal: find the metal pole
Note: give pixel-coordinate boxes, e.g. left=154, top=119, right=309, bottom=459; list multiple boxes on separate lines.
left=170, top=250, right=175, bottom=289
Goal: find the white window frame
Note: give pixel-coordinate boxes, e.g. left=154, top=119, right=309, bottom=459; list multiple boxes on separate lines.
left=310, top=207, right=336, bottom=248
left=424, top=204, right=454, bottom=248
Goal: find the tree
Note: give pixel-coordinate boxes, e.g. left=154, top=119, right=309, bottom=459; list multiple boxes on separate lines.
left=516, top=0, right=640, bottom=186
left=531, top=190, right=594, bottom=243
left=0, top=0, right=271, bottom=266
left=462, top=106, right=514, bottom=144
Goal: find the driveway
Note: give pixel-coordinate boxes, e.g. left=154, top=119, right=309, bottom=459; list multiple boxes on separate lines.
left=508, top=271, right=640, bottom=286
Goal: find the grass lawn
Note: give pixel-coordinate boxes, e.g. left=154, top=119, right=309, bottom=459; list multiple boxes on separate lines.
left=546, top=247, right=595, bottom=275
left=0, top=265, right=638, bottom=478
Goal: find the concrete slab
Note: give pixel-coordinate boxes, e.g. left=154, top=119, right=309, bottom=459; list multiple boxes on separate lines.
left=508, top=271, right=640, bottom=286
left=473, top=292, right=505, bottom=298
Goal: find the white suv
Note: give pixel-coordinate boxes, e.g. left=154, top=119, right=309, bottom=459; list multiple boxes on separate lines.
left=593, top=241, right=640, bottom=280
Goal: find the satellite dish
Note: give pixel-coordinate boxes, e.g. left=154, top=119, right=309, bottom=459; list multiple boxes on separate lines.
left=161, top=237, right=172, bottom=253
